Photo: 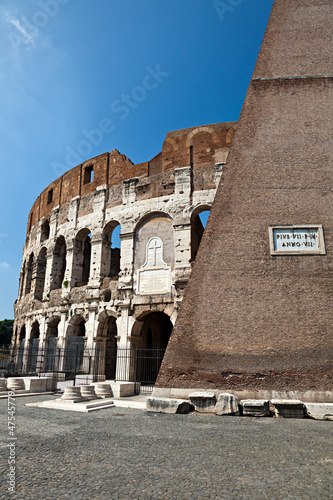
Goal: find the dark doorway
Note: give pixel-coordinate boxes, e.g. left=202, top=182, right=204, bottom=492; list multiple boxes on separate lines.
left=136, top=312, right=173, bottom=386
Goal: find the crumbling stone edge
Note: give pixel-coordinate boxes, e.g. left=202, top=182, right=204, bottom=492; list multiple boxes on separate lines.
left=146, top=393, right=333, bottom=420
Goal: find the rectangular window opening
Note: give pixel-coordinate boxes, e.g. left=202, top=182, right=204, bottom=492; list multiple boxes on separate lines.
left=47, top=189, right=53, bottom=205
left=84, top=166, right=94, bottom=185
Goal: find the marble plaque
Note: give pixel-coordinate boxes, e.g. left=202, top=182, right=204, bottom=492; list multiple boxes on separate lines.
left=137, top=267, right=171, bottom=294
left=269, top=225, right=325, bottom=255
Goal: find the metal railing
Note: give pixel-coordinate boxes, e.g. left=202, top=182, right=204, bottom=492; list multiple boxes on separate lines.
left=2, top=345, right=167, bottom=393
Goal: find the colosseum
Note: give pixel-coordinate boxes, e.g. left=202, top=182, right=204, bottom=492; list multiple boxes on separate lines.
left=12, top=121, right=236, bottom=389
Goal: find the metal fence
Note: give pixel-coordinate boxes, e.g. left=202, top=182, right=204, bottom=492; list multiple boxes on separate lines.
left=1, top=345, right=167, bottom=393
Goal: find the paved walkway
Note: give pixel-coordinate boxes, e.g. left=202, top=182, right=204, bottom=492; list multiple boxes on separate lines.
left=1, top=395, right=332, bottom=499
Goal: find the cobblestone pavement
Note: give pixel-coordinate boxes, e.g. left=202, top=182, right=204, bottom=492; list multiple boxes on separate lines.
left=1, top=395, right=332, bottom=499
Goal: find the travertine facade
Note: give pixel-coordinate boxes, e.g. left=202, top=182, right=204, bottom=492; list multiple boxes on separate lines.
left=13, top=122, right=236, bottom=381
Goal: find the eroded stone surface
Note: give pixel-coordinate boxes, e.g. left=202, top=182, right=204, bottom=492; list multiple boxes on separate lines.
left=271, top=400, right=305, bottom=419
left=241, top=400, right=271, bottom=417
left=304, top=403, right=333, bottom=421
left=146, top=397, right=193, bottom=414
left=189, top=392, right=216, bottom=413
left=214, top=393, right=239, bottom=416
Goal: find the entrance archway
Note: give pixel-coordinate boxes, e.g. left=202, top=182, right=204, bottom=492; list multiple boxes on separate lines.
left=134, top=312, right=173, bottom=385
left=27, top=321, right=40, bottom=372
left=45, top=317, right=60, bottom=371
left=97, top=316, right=118, bottom=379
left=65, top=316, right=86, bottom=373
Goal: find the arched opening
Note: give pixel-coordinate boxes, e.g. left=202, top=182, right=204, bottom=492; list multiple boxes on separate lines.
left=34, top=248, right=47, bottom=301
left=98, top=316, right=118, bottom=379
left=191, top=207, right=210, bottom=261
left=51, top=236, right=66, bottom=290
left=135, top=311, right=173, bottom=386
left=27, top=321, right=40, bottom=372
left=73, top=229, right=91, bottom=286
left=41, top=220, right=50, bottom=242
left=102, top=221, right=121, bottom=279
left=45, top=317, right=60, bottom=371
left=25, top=253, right=34, bottom=295
left=65, top=315, right=86, bottom=373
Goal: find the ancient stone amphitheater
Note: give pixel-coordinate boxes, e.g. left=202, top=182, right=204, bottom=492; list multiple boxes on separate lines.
left=12, top=122, right=236, bottom=385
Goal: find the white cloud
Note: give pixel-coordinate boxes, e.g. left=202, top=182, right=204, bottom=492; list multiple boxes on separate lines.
left=1, top=7, right=38, bottom=49
left=0, top=262, right=10, bottom=270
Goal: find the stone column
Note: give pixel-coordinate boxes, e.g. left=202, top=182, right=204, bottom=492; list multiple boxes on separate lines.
left=22, top=318, right=31, bottom=371
left=88, top=237, right=104, bottom=287
left=115, top=309, right=136, bottom=381
left=118, top=231, right=135, bottom=292
left=56, top=311, right=68, bottom=372
left=42, top=248, right=53, bottom=300
left=174, top=223, right=192, bottom=279
left=65, top=241, right=82, bottom=291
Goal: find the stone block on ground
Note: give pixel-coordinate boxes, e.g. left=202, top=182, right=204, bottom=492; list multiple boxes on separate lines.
left=215, top=393, right=239, bottom=415
left=189, top=392, right=216, bottom=413
left=23, top=377, right=48, bottom=392
left=241, top=400, right=271, bottom=417
left=110, top=381, right=136, bottom=398
left=304, top=403, right=333, bottom=421
left=271, top=400, right=305, bottom=418
left=146, top=397, right=193, bottom=414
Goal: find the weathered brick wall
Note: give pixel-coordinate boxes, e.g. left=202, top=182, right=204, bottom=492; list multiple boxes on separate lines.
left=157, top=0, right=333, bottom=393
left=25, top=122, right=236, bottom=236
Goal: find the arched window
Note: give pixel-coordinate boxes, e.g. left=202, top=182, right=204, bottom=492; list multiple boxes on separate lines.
left=102, top=221, right=121, bottom=279
left=25, top=253, right=34, bottom=295
left=41, top=220, right=50, bottom=242
left=27, top=321, right=40, bottom=372
left=191, top=207, right=210, bottom=261
left=72, top=229, right=91, bottom=286
left=65, top=315, right=86, bottom=372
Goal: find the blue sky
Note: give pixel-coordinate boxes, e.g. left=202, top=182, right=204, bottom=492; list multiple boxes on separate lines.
left=0, top=0, right=274, bottom=319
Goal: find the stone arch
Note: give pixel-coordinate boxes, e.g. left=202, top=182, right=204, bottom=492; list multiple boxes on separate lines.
left=25, top=253, right=34, bottom=295
left=51, top=236, right=66, bottom=290
left=45, top=316, right=60, bottom=371
left=67, top=314, right=86, bottom=337
left=186, top=126, right=216, bottom=147
left=102, top=220, right=121, bottom=279
left=187, top=128, right=217, bottom=168
left=27, top=321, right=40, bottom=372
left=134, top=212, right=174, bottom=275
left=17, top=325, right=26, bottom=346
left=34, top=247, right=47, bottom=301
left=73, top=228, right=91, bottom=286
left=41, top=219, right=50, bottom=242
left=96, top=313, right=118, bottom=380
left=65, top=315, right=86, bottom=373
left=190, top=204, right=212, bottom=261
left=132, top=311, right=173, bottom=385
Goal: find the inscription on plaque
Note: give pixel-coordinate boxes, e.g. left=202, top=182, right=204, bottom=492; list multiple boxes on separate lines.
left=137, top=237, right=171, bottom=294
left=269, top=225, right=325, bottom=255
left=138, top=267, right=171, bottom=294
